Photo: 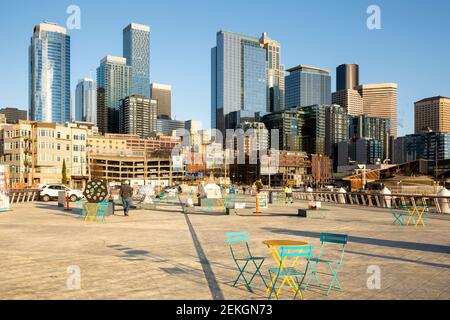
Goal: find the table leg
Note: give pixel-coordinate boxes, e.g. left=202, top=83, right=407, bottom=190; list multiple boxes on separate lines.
left=266, top=247, right=299, bottom=296
left=415, top=207, right=426, bottom=227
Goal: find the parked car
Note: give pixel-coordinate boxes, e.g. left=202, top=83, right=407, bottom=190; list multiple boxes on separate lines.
left=163, top=186, right=178, bottom=194
left=40, top=184, right=83, bottom=202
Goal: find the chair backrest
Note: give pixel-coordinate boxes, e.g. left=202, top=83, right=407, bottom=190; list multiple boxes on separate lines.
left=320, top=233, right=348, bottom=245
left=225, top=232, right=249, bottom=244
left=279, top=245, right=314, bottom=259
left=225, top=232, right=253, bottom=260
left=319, top=233, right=348, bottom=265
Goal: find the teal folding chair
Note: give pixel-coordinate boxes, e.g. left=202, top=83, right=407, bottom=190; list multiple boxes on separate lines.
left=389, top=207, right=409, bottom=225
left=224, top=196, right=236, bottom=209
left=268, top=245, right=314, bottom=300
left=305, top=233, right=348, bottom=295
left=225, top=232, right=267, bottom=292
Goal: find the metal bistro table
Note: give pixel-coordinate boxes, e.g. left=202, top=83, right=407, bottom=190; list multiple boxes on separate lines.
left=262, top=240, right=309, bottom=296
left=399, top=204, right=431, bottom=227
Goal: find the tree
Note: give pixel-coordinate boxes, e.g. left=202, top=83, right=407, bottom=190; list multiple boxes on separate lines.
left=62, top=159, right=68, bottom=185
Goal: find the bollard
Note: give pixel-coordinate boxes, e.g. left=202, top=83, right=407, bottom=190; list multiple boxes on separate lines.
left=64, top=191, right=72, bottom=211
left=338, top=188, right=347, bottom=204
left=255, top=190, right=261, bottom=214
left=437, top=187, right=450, bottom=214
left=380, top=187, right=391, bottom=208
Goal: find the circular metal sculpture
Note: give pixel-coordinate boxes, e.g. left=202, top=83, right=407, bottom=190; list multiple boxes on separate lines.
left=83, top=179, right=108, bottom=203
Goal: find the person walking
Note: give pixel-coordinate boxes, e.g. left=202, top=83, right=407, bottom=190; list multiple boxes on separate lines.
left=284, top=184, right=294, bottom=204
left=120, top=180, right=133, bottom=216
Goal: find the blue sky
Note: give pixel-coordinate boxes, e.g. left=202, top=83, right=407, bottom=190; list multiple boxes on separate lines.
left=0, top=0, right=449, bottom=136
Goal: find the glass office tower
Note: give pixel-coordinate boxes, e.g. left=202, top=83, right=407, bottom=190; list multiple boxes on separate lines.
left=285, top=65, right=331, bottom=109
left=336, top=64, right=359, bottom=91
left=75, top=78, right=97, bottom=124
left=211, top=31, right=267, bottom=133
left=29, top=22, right=70, bottom=123
left=123, top=23, right=150, bottom=97
left=96, top=56, right=131, bottom=133
left=260, top=32, right=285, bottom=112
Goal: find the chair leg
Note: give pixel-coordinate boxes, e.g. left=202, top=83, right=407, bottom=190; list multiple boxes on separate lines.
left=326, top=263, right=341, bottom=295
left=305, top=261, right=321, bottom=290
left=233, top=261, right=250, bottom=288
left=249, top=259, right=267, bottom=288
left=268, top=273, right=280, bottom=300
left=293, top=276, right=304, bottom=300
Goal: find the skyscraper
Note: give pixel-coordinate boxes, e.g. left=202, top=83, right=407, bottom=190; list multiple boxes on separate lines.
left=96, top=56, right=131, bottom=133
left=259, top=32, right=285, bottom=112
left=211, top=31, right=267, bottom=133
left=350, top=115, right=391, bottom=161
left=336, top=64, right=359, bottom=91
left=414, top=96, right=450, bottom=134
left=75, top=78, right=97, bottom=124
left=29, top=22, right=70, bottom=123
left=123, top=23, right=150, bottom=97
left=357, top=83, right=398, bottom=138
left=325, top=104, right=348, bottom=158
left=332, top=89, right=363, bottom=116
left=150, top=83, right=171, bottom=119
left=285, top=65, right=331, bottom=109
left=119, top=95, right=157, bottom=138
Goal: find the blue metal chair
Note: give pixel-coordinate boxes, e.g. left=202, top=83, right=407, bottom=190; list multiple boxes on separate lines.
left=225, top=232, right=267, bottom=292
left=389, top=207, right=409, bottom=225
left=268, top=245, right=314, bottom=300
left=95, top=201, right=109, bottom=223
left=305, top=233, right=348, bottom=295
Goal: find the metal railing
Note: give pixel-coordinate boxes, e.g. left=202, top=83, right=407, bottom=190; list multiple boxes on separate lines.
left=9, top=189, right=41, bottom=204
left=265, top=190, right=450, bottom=214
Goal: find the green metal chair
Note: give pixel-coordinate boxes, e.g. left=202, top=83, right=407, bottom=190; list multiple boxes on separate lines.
left=225, top=232, right=267, bottom=292
left=305, top=233, right=348, bottom=295
left=268, top=245, right=314, bottom=300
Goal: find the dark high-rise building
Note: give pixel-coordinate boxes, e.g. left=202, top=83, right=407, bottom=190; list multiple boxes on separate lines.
left=336, top=64, right=359, bottom=91
left=394, top=131, right=450, bottom=164
left=349, top=115, right=391, bottom=160
left=150, top=83, right=172, bottom=119
left=119, top=95, right=157, bottom=138
left=262, top=108, right=306, bottom=152
left=0, top=108, right=27, bottom=124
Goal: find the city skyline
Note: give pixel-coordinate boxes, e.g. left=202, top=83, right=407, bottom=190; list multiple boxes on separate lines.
left=0, top=0, right=449, bottom=135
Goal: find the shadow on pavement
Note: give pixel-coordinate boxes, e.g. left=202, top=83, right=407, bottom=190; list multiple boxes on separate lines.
left=262, top=228, right=450, bottom=255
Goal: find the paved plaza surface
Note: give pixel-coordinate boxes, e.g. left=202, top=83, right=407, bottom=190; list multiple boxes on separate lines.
left=1, top=197, right=449, bottom=300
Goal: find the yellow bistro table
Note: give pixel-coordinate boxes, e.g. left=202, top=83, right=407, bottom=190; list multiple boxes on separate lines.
left=400, top=204, right=430, bottom=227
left=263, top=240, right=309, bottom=297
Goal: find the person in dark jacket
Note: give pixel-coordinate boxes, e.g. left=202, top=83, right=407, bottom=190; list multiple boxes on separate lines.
left=120, top=180, right=133, bottom=216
